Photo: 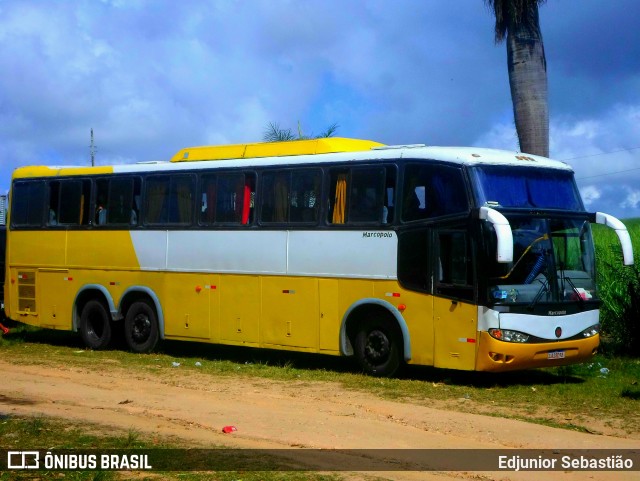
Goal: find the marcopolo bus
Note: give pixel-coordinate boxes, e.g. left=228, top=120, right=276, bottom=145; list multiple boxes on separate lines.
left=3, top=138, right=634, bottom=376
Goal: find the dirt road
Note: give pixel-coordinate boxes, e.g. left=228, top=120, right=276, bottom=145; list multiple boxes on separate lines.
left=1, top=358, right=638, bottom=480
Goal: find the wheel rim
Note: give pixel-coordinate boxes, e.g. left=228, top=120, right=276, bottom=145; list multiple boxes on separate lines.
left=364, top=329, right=391, bottom=363
left=131, top=313, right=151, bottom=344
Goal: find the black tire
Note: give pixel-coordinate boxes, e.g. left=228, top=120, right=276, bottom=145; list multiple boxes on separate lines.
left=80, top=299, right=112, bottom=350
left=354, top=318, right=402, bottom=377
left=124, top=300, right=159, bottom=353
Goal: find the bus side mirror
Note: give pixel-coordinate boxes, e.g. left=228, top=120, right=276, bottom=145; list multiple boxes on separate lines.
left=478, top=206, right=513, bottom=263
left=594, top=212, right=634, bottom=266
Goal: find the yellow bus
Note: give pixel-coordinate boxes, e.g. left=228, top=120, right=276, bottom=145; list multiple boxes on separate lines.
left=3, top=138, right=634, bottom=376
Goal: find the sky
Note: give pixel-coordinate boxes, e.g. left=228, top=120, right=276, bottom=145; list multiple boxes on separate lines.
left=0, top=0, right=639, bottom=219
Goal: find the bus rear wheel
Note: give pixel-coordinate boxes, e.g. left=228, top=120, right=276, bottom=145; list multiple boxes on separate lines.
left=124, top=300, right=159, bottom=353
left=80, top=299, right=112, bottom=350
left=354, top=318, right=402, bottom=377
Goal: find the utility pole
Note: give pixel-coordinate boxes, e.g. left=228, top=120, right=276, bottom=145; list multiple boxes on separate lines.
left=90, top=128, right=96, bottom=166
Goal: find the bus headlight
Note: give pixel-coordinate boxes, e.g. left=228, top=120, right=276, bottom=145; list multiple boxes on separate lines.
left=488, top=328, right=530, bottom=343
left=580, top=324, right=600, bottom=338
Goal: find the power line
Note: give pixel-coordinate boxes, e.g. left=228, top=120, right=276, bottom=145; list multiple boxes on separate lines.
left=576, top=166, right=640, bottom=181
left=560, top=146, right=640, bottom=161
left=561, top=146, right=640, bottom=180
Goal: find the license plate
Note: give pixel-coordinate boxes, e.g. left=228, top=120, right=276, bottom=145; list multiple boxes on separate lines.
left=548, top=350, right=565, bottom=360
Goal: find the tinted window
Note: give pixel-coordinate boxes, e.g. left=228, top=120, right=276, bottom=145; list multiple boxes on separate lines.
left=48, top=180, right=91, bottom=226
left=402, top=164, right=468, bottom=221
left=398, top=228, right=430, bottom=292
left=199, top=172, right=255, bottom=225
left=471, top=166, right=583, bottom=210
left=261, top=169, right=321, bottom=223
left=435, top=230, right=474, bottom=301
left=328, top=166, right=395, bottom=225
left=96, top=177, right=141, bottom=226
left=11, top=181, right=45, bottom=227
left=145, top=174, right=195, bottom=225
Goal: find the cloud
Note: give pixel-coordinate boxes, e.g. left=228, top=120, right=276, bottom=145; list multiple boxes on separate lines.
left=0, top=0, right=639, bottom=222
left=621, top=189, right=640, bottom=210
left=580, top=186, right=601, bottom=207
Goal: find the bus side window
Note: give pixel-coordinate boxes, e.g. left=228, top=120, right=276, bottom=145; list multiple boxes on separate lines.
left=292, top=169, right=321, bottom=223
left=95, top=178, right=109, bottom=226
left=109, top=177, right=133, bottom=224
left=328, top=169, right=349, bottom=224
left=435, top=230, right=474, bottom=301
left=402, top=164, right=468, bottom=222
left=328, top=166, right=390, bottom=225
left=398, top=228, right=430, bottom=292
left=262, top=169, right=321, bottom=224
left=11, top=181, right=46, bottom=227
left=261, top=171, right=289, bottom=223
left=348, top=167, right=385, bottom=223
left=168, top=175, right=195, bottom=225
left=145, top=176, right=170, bottom=224
left=216, top=173, right=255, bottom=225
left=48, top=181, right=60, bottom=226
left=199, top=174, right=217, bottom=225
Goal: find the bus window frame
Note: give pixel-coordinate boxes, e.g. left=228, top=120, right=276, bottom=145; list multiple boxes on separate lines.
left=92, top=175, right=143, bottom=229
left=432, top=224, right=477, bottom=303
left=258, top=167, right=323, bottom=227
left=399, top=161, right=471, bottom=225
left=9, top=180, right=47, bottom=229
left=325, top=162, right=398, bottom=227
left=143, top=172, right=197, bottom=228
left=196, top=170, right=257, bottom=228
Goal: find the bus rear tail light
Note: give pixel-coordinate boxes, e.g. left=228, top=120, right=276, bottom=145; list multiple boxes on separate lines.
left=488, top=328, right=529, bottom=343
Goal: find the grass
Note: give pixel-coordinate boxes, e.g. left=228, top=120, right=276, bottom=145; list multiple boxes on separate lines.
left=2, top=323, right=640, bottom=437
left=592, top=217, right=640, bottom=354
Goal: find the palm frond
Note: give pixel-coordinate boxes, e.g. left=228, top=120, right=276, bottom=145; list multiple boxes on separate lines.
left=316, top=122, right=339, bottom=139
left=263, top=122, right=296, bottom=142
left=263, top=121, right=339, bottom=142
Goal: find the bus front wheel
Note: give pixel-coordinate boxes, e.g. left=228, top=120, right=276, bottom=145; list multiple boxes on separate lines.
left=80, top=299, right=112, bottom=350
left=354, top=318, right=402, bottom=377
left=124, top=300, right=159, bottom=353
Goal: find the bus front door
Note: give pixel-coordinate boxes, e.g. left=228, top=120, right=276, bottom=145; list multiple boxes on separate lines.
left=432, top=229, right=477, bottom=370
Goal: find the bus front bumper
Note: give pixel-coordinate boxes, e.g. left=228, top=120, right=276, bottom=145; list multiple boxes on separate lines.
left=475, top=331, right=600, bottom=372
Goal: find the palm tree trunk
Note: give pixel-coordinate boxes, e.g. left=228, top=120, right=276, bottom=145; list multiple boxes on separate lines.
left=506, top=12, right=549, bottom=157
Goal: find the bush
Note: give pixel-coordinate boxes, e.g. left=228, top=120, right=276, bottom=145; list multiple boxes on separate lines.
left=594, top=219, right=640, bottom=356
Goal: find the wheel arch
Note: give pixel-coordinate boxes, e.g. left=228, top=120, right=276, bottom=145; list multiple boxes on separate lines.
left=339, top=298, right=411, bottom=362
left=73, top=284, right=117, bottom=332
left=118, top=286, right=165, bottom=340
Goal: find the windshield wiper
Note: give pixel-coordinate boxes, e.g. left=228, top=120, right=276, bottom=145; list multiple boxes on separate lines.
left=562, top=271, right=586, bottom=307
left=527, top=277, right=550, bottom=311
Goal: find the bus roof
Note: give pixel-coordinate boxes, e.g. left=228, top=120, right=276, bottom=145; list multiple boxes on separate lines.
left=11, top=139, right=573, bottom=180
left=170, top=137, right=384, bottom=162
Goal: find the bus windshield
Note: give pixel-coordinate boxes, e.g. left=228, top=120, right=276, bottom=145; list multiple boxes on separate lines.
left=471, top=166, right=584, bottom=211
left=485, top=217, right=597, bottom=306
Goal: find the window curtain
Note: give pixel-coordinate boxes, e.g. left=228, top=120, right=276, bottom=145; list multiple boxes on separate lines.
left=176, top=179, right=192, bottom=223
left=274, top=174, right=288, bottom=222
left=242, top=184, right=251, bottom=225
left=146, top=180, right=167, bottom=223
left=332, top=174, right=347, bottom=224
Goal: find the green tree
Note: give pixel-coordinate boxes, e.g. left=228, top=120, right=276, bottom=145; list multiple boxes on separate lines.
left=486, top=0, right=549, bottom=157
left=263, top=121, right=338, bottom=142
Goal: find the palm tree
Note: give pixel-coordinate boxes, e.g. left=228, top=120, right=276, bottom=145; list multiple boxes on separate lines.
left=485, top=0, right=549, bottom=157
left=263, top=122, right=339, bottom=142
